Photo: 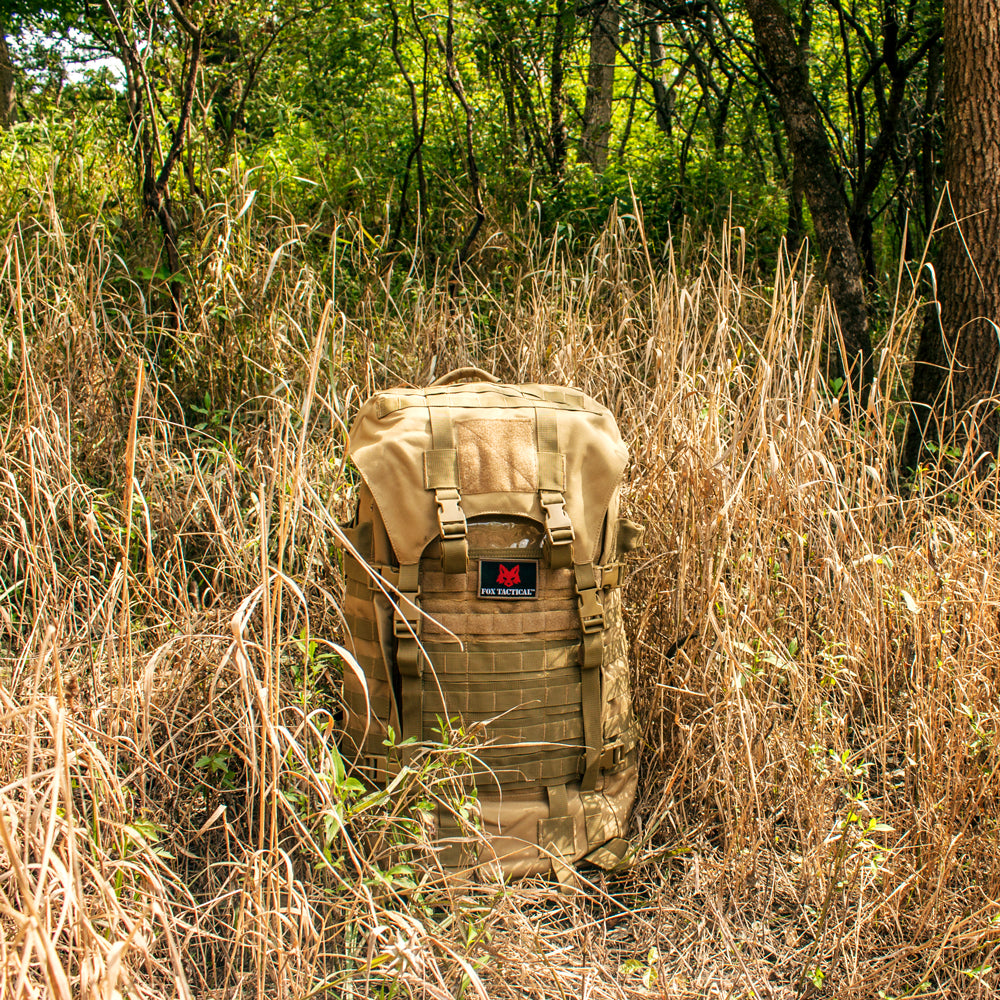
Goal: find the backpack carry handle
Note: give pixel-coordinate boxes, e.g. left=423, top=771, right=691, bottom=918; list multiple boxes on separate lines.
left=429, top=366, right=500, bottom=387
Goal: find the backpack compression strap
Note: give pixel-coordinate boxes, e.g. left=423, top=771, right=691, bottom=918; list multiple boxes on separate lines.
left=535, top=408, right=574, bottom=570
left=534, top=405, right=605, bottom=789
left=393, top=562, right=424, bottom=745
left=424, top=407, right=469, bottom=573
left=575, top=561, right=605, bottom=791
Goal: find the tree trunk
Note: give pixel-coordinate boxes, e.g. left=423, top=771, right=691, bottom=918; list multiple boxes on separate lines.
left=744, top=0, right=873, bottom=404
left=648, top=16, right=672, bottom=134
left=580, top=0, right=618, bottom=174
left=549, top=0, right=573, bottom=178
left=0, top=30, right=15, bottom=128
left=905, top=0, right=1000, bottom=468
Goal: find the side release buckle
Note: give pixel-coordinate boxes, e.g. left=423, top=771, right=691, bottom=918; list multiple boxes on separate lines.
left=577, top=587, right=605, bottom=633
left=435, top=488, right=467, bottom=540
left=540, top=489, right=574, bottom=568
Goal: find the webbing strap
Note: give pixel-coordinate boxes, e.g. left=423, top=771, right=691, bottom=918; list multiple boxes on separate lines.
left=426, top=408, right=468, bottom=573
left=575, top=562, right=605, bottom=791
left=362, top=754, right=401, bottom=785
left=582, top=838, right=630, bottom=870
left=539, top=784, right=577, bottom=888
left=535, top=408, right=573, bottom=569
left=435, top=808, right=468, bottom=870
left=596, top=723, right=639, bottom=773
left=393, top=562, right=423, bottom=743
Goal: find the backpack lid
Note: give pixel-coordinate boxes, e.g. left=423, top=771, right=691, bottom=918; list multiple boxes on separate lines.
left=348, top=381, right=628, bottom=566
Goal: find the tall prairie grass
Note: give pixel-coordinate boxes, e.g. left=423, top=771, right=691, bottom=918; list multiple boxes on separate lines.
left=1, top=166, right=998, bottom=999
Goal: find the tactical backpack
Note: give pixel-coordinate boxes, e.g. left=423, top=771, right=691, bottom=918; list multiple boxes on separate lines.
left=337, top=368, right=642, bottom=880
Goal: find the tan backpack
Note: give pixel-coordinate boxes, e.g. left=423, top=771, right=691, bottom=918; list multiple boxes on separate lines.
left=337, top=368, right=641, bottom=881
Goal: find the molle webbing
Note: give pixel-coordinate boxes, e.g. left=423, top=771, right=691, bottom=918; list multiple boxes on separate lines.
left=419, top=638, right=585, bottom=790
left=422, top=608, right=578, bottom=640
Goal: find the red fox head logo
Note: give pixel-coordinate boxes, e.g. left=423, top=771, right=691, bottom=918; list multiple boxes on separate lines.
left=496, top=564, right=521, bottom=588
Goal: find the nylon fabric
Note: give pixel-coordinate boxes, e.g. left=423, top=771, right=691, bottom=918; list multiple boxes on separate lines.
left=350, top=382, right=627, bottom=567
left=338, top=372, right=638, bottom=881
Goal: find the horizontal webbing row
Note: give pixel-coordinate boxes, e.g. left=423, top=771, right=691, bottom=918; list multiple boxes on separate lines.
left=344, top=576, right=377, bottom=602
left=466, top=547, right=545, bottom=560
left=356, top=758, right=582, bottom=795
left=424, top=699, right=580, bottom=727
left=467, top=755, right=583, bottom=789
left=451, top=716, right=584, bottom=743
left=343, top=639, right=585, bottom=679
left=429, top=664, right=579, bottom=695
left=344, top=552, right=621, bottom=600
left=419, top=639, right=582, bottom=675
left=422, top=608, right=578, bottom=639
left=343, top=684, right=393, bottom=717
left=340, top=612, right=378, bottom=643
left=422, top=681, right=581, bottom=715
left=472, top=739, right=584, bottom=762
left=375, top=388, right=595, bottom=418
left=418, top=564, right=564, bottom=595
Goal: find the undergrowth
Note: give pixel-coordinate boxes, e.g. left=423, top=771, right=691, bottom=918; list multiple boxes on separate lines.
left=0, top=167, right=998, bottom=999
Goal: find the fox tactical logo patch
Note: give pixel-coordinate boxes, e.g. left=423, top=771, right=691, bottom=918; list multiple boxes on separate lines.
left=479, top=559, right=537, bottom=599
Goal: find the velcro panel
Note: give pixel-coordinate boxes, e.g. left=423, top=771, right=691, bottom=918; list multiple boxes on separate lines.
left=455, top=417, right=537, bottom=494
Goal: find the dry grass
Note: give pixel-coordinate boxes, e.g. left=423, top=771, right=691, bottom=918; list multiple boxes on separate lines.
left=1, top=167, right=999, bottom=999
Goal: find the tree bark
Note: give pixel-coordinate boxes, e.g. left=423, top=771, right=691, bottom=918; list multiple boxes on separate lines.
left=744, top=0, right=873, bottom=404
left=0, top=29, right=15, bottom=128
left=648, top=15, right=672, bottom=134
left=580, top=0, right=619, bottom=174
left=549, top=0, right=574, bottom=178
left=906, top=0, right=1000, bottom=467
left=438, top=0, right=484, bottom=269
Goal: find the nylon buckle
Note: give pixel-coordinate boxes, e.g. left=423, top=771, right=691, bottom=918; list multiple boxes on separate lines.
left=598, top=740, right=625, bottom=770
left=392, top=593, right=421, bottom=638
left=599, top=563, right=621, bottom=589
left=578, top=587, right=605, bottom=633
left=435, top=488, right=467, bottom=541
left=542, top=493, right=576, bottom=547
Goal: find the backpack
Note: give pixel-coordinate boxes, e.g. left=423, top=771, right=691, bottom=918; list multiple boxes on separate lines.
left=337, top=367, right=642, bottom=881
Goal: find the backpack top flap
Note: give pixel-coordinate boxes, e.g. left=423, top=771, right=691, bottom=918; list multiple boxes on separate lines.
left=348, top=381, right=628, bottom=566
